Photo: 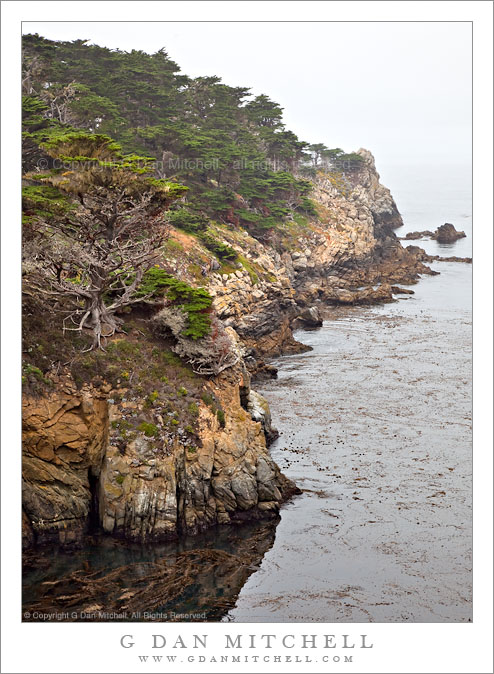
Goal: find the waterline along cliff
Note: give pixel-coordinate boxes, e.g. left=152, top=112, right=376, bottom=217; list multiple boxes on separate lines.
left=21, top=35, right=447, bottom=551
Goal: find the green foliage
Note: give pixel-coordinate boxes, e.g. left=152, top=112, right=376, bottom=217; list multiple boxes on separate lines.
left=200, top=390, right=225, bottom=428
left=144, top=390, right=159, bottom=407
left=136, top=268, right=212, bottom=340
left=22, top=363, right=51, bottom=387
left=188, top=402, right=199, bottom=417
left=299, top=197, right=318, bottom=216
left=161, top=350, right=183, bottom=366
left=244, top=94, right=284, bottom=128
left=237, top=255, right=259, bottom=284
left=21, top=34, right=329, bottom=240
left=168, top=208, right=209, bottom=233
left=216, top=409, right=226, bottom=428
left=200, top=232, right=237, bottom=260
left=106, top=339, right=140, bottom=357
left=40, top=131, right=122, bottom=161
left=138, top=421, right=159, bottom=437
left=134, top=267, right=173, bottom=298
left=31, top=130, right=188, bottom=209
left=200, top=392, right=215, bottom=407
left=115, top=474, right=125, bottom=485
left=165, top=239, right=184, bottom=253
left=22, top=184, right=74, bottom=218
left=22, top=95, right=49, bottom=128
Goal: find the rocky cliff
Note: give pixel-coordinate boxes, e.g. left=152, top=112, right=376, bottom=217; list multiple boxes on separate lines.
left=22, top=149, right=434, bottom=549
left=22, top=364, right=296, bottom=548
left=205, top=150, right=433, bottom=362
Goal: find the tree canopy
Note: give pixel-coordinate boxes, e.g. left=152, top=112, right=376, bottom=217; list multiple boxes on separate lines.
left=23, top=33, right=360, bottom=237
left=22, top=33, right=364, bottom=353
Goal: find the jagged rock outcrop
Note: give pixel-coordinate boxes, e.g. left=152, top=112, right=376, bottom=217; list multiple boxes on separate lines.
left=292, top=306, right=323, bottom=329
left=400, top=230, right=435, bottom=240
left=204, top=149, right=434, bottom=360
left=350, top=148, right=404, bottom=231
left=246, top=389, right=279, bottom=444
left=22, top=365, right=297, bottom=547
left=98, top=364, right=296, bottom=542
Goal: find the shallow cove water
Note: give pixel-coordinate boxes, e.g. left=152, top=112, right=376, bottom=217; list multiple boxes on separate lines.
left=227, top=262, right=472, bottom=622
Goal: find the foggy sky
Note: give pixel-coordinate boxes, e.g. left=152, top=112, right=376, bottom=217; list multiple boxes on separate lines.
left=22, top=21, right=472, bottom=175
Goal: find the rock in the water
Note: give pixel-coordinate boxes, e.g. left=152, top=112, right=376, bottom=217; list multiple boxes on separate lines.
left=433, top=223, right=466, bottom=243
left=22, top=383, right=109, bottom=547
left=246, top=390, right=279, bottom=445
left=391, top=285, right=415, bottom=295
left=22, top=367, right=297, bottom=548
left=400, top=230, right=434, bottom=240
left=292, top=306, right=323, bottom=329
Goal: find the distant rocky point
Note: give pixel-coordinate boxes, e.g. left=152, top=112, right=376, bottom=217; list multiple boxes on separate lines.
left=400, top=223, right=466, bottom=243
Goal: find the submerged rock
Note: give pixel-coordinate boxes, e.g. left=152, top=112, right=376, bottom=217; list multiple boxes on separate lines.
left=400, top=230, right=434, bottom=240
left=391, top=285, right=415, bottom=295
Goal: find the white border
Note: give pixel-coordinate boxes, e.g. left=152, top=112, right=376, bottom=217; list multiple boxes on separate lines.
left=2, top=2, right=493, bottom=673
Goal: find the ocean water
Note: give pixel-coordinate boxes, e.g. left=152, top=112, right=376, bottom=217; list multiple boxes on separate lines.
left=226, top=163, right=472, bottom=622
left=382, top=161, right=472, bottom=256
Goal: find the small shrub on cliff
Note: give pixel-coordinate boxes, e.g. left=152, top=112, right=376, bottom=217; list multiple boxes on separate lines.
left=138, top=422, right=159, bottom=438
left=22, top=363, right=53, bottom=392
left=137, top=268, right=212, bottom=340
left=201, top=392, right=215, bottom=407
left=299, top=197, right=318, bottom=216
left=188, top=402, right=199, bottom=417
left=216, top=409, right=226, bottom=428
left=200, top=232, right=238, bottom=261
left=237, top=255, right=259, bottom=284
left=168, top=208, right=209, bottom=234
left=199, top=390, right=226, bottom=427
left=144, top=390, right=159, bottom=408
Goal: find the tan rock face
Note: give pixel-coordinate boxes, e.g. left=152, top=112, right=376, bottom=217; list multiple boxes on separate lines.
left=23, top=368, right=297, bottom=548
left=201, top=149, right=434, bottom=363
left=96, top=365, right=297, bottom=543
left=22, top=382, right=109, bottom=546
